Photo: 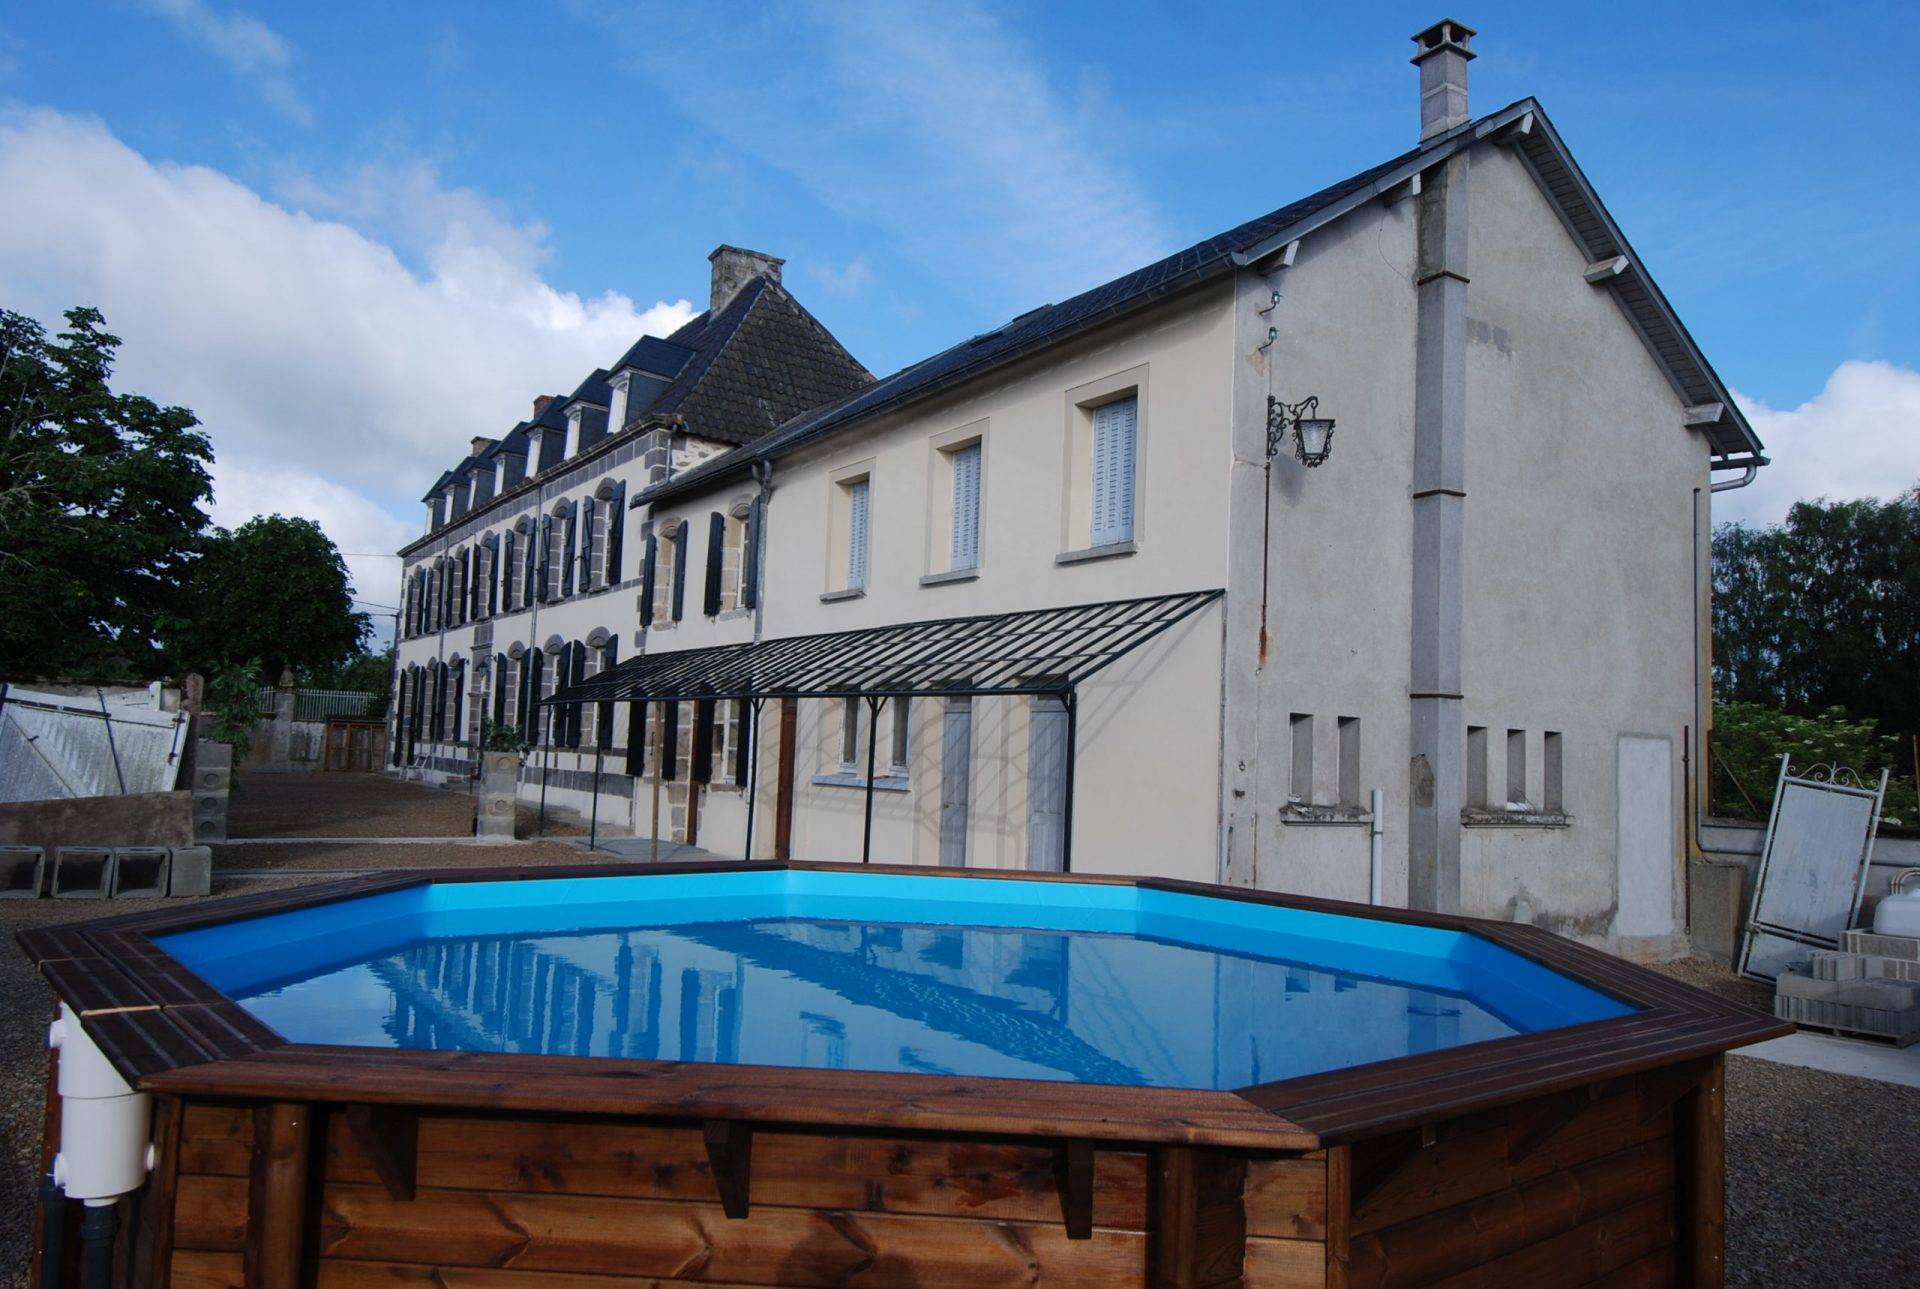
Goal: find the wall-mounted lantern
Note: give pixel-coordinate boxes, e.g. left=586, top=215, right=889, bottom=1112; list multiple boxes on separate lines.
left=1267, top=395, right=1336, bottom=468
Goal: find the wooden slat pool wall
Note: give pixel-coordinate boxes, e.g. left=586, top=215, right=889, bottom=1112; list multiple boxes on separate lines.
left=162, top=1101, right=1272, bottom=1288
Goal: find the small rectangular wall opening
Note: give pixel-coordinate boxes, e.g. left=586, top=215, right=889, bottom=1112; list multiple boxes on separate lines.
left=1337, top=717, right=1361, bottom=808
left=1507, top=729, right=1528, bottom=806
left=1289, top=714, right=1313, bottom=804
left=1466, top=726, right=1488, bottom=808
left=1543, top=731, right=1564, bottom=812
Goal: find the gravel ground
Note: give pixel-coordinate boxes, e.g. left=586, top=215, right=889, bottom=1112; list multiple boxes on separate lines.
left=216, top=837, right=606, bottom=873
left=4, top=907, right=1912, bottom=1284
left=226, top=770, right=482, bottom=838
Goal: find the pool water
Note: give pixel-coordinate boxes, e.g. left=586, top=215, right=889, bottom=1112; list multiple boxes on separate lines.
left=159, top=871, right=1632, bottom=1090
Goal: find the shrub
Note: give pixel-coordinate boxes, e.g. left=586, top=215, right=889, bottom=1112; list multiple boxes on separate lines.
left=1712, top=701, right=1917, bottom=828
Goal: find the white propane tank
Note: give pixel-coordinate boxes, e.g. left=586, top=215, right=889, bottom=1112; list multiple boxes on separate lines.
left=1872, top=869, right=1920, bottom=939
left=48, top=1003, right=154, bottom=1203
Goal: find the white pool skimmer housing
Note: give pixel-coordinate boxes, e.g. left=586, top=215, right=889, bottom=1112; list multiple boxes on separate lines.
left=48, top=1002, right=155, bottom=1204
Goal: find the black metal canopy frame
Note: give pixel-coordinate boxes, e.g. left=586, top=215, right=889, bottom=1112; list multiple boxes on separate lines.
left=536, top=588, right=1224, bottom=867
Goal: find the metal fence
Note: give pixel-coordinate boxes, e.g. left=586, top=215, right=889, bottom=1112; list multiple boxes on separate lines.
left=255, top=688, right=385, bottom=722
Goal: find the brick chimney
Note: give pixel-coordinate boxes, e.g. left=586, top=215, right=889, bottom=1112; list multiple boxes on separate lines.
left=708, top=245, right=784, bottom=315
left=1410, top=18, right=1475, bottom=140
left=532, top=394, right=557, bottom=418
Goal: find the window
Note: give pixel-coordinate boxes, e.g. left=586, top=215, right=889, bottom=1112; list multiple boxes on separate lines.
left=1337, top=716, right=1361, bottom=808
left=890, top=698, right=911, bottom=774
left=1090, top=395, right=1137, bottom=547
left=1543, top=731, right=1564, bottom=812
left=839, top=696, right=860, bottom=770
left=1506, top=729, right=1528, bottom=806
left=1467, top=726, right=1489, bottom=808
left=653, top=523, right=679, bottom=623
left=846, top=477, right=870, bottom=589
left=719, top=508, right=749, bottom=611
left=1289, top=714, right=1313, bottom=803
left=950, top=441, right=982, bottom=571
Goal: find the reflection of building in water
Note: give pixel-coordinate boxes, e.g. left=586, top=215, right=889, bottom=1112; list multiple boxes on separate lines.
left=360, top=918, right=1514, bottom=1088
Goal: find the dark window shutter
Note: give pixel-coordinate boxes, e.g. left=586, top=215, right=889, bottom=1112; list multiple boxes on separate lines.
left=518, top=650, right=536, bottom=741
left=492, top=653, right=508, bottom=725
left=597, top=638, right=618, bottom=750
left=538, top=515, right=553, bottom=602
left=431, top=662, right=445, bottom=738
left=703, top=512, right=724, bottom=616
left=691, top=698, right=714, bottom=783
left=561, top=502, right=578, bottom=597
left=606, top=484, right=626, bottom=583
left=451, top=659, right=465, bottom=742
left=567, top=641, right=586, bottom=749
left=553, top=643, right=572, bottom=746
left=486, top=537, right=498, bottom=616
left=640, top=529, right=657, bottom=626
left=524, top=525, right=538, bottom=605
left=660, top=700, right=679, bottom=780
left=625, top=699, right=646, bottom=775
left=732, top=699, right=750, bottom=784
left=579, top=500, right=594, bottom=589
left=742, top=496, right=762, bottom=611
left=391, top=670, right=407, bottom=765
left=671, top=519, right=689, bottom=621
left=501, top=533, right=514, bottom=610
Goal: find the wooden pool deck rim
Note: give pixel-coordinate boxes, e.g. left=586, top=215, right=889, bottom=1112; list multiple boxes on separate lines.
left=18, top=859, right=1789, bottom=1151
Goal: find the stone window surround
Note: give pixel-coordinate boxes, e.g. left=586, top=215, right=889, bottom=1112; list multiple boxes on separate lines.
left=923, top=419, right=988, bottom=582
left=1059, top=362, right=1149, bottom=560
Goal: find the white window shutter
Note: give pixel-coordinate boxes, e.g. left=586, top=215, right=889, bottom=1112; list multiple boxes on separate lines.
left=950, top=443, right=981, bottom=570
left=848, top=477, right=870, bottom=588
left=1091, top=396, right=1137, bottom=546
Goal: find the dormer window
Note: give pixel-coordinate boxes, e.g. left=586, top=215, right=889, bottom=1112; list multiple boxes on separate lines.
left=564, top=405, right=585, bottom=459
left=495, top=455, right=509, bottom=495
left=609, top=374, right=631, bottom=433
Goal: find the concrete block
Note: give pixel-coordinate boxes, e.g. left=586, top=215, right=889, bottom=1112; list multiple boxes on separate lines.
left=191, top=763, right=232, bottom=793
left=1809, top=950, right=1920, bottom=985
left=1686, top=859, right=1748, bottom=965
left=168, top=845, right=212, bottom=897
left=1, top=845, right=46, bottom=898
left=1843, top=928, right=1920, bottom=962
left=110, top=847, right=171, bottom=899
left=192, top=791, right=228, bottom=843
left=1775, top=966, right=1920, bottom=1009
left=52, top=847, right=115, bottom=899
left=195, top=738, right=233, bottom=769
left=1775, top=985, right=1920, bottom=1047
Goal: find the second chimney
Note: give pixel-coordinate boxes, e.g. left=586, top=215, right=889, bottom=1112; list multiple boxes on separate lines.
left=1411, top=19, right=1475, bottom=140
left=709, top=245, right=784, bottom=315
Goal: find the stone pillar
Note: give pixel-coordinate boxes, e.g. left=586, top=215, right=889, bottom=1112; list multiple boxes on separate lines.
left=268, top=668, right=296, bottom=769
left=476, top=751, right=520, bottom=839
left=1406, top=22, right=1473, bottom=913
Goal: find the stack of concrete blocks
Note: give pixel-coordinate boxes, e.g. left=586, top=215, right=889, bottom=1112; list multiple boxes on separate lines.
left=1775, top=932, right=1920, bottom=1046
left=476, top=751, right=520, bottom=840
left=0, top=843, right=211, bottom=899
left=169, top=845, right=212, bottom=897
left=192, top=738, right=233, bottom=843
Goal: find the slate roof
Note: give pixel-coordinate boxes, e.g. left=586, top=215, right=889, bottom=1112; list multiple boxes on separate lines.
left=648, top=97, right=1762, bottom=506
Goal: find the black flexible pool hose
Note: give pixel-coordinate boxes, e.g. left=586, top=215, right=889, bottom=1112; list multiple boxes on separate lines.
left=36, top=1174, right=66, bottom=1289
left=80, top=1201, right=117, bottom=1289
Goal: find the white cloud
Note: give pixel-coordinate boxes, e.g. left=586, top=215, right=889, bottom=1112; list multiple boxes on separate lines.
left=0, top=108, right=695, bottom=616
left=806, top=257, right=874, bottom=299
left=588, top=0, right=1167, bottom=313
left=1721, top=361, right=1920, bottom=525
left=137, top=0, right=313, bottom=126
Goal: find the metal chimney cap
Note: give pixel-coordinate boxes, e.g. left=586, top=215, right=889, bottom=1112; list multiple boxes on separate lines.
left=1410, top=18, right=1477, bottom=63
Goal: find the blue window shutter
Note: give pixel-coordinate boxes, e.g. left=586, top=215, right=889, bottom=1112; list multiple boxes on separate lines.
left=1091, top=396, right=1137, bottom=546
left=671, top=519, right=689, bottom=620
left=640, top=528, right=657, bottom=626
left=742, top=496, right=762, bottom=610
left=847, top=478, right=870, bottom=588
left=607, top=484, right=626, bottom=583
left=561, top=502, right=578, bottom=597
left=950, top=443, right=981, bottom=570
left=703, top=511, right=724, bottom=616
left=538, top=515, right=553, bottom=602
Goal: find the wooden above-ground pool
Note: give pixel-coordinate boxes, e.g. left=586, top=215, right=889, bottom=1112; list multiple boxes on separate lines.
left=22, top=860, right=1788, bottom=1288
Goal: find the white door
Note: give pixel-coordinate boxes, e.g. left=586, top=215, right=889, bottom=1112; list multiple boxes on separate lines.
left=1615, top=734, right=1675, bottom=938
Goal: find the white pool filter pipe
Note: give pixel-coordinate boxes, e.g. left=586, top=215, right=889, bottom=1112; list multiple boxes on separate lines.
left=48, top=1003, right=154, bottom=1203
left=1369, top=789, right=1385, bottom=905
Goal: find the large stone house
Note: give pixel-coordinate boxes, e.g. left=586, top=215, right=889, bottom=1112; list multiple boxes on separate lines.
left=391, top=22, right=1765, bottom=957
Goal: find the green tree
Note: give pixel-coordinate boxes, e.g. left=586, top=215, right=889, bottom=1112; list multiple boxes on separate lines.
left=1712, top=488, right=1920, bottom=736
left=307, top=646, right=395, bottom=713
left=0, top=306, right=213, bottom=679
left=166, top=515, right=370, bottom=683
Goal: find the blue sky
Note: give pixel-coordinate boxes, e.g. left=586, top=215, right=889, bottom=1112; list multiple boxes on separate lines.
left=2, top=1, right=1916, bottom=631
